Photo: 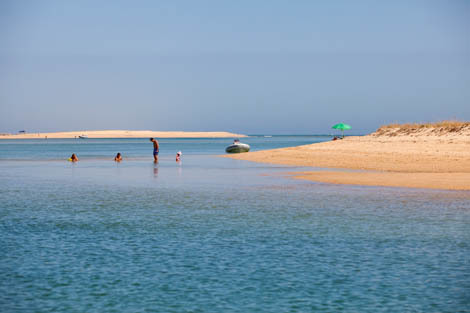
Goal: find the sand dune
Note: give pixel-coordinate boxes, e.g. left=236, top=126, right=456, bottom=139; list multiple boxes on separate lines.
left=225, top=122, right=470, bottom=190
left=0, top=130, right=246, bottom=139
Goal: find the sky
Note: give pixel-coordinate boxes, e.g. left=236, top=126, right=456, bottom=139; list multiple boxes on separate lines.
left=0, top=0, right=469, bottom=134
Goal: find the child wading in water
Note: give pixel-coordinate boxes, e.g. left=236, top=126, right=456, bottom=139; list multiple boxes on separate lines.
left=69, top=154, right=79, bottom=162
left=114, top=153, right=122, bottom=162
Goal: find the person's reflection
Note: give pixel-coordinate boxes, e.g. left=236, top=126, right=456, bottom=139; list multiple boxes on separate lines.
left=177, top=163, right=182, bottom=176
left=153, top=165, right=159, bottom=178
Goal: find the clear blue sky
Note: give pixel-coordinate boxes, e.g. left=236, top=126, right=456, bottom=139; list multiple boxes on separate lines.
left=1, top=0, right=469, bottom=134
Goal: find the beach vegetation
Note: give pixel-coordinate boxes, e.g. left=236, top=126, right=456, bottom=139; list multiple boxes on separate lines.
left=374, top=120, right=470, bottom=136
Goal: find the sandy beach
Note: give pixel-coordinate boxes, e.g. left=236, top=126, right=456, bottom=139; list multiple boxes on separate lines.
left=225, top=123, right=470, bottom=190
left=0, top=130, right=246, bottom=139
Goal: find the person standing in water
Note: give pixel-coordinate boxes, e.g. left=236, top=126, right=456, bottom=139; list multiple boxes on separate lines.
left=150, top=138, right=159, bottom=163
left=114, top=153, right=122, bottom=162
left=69, top=154, right=79, bottom=162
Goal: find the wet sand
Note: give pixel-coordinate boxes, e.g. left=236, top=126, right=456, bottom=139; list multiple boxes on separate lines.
left=290, top=171, right=470, bottom=191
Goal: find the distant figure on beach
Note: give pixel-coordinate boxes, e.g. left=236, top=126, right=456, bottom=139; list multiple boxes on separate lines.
left=114, top=153, right=122, bottom=162
left=176, top=151, right=182, bottom=162
left=332, top=136, right=338, bottom=141
left=69, top=154, right=79, bottom=162
left=150, top=138, right=159, bottom=163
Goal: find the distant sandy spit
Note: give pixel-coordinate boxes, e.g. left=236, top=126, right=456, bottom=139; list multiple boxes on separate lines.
left=224, top=123, right=470, bottom=190
left=0, top=130, right=246, bottom=139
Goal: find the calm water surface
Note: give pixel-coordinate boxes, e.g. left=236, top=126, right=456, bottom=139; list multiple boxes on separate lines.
left=1, top=137, right=469, bottom=312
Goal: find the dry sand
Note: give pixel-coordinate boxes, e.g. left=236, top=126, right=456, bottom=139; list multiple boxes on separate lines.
left=225, top=124, right=470, bottom=190
left=0, top=130, right=246, bottom=139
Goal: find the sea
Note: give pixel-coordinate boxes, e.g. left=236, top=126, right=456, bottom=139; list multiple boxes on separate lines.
left=0, top=136, right=469, bottom=312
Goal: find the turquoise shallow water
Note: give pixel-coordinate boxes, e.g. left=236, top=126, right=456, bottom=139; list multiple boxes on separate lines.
left=1, top=137, right=469, bottom=312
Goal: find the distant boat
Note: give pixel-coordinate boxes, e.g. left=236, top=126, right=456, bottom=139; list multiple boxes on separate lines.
left=225, top=139, right=250, bottom=153
left=78, top=135, right=88, bottom=139
left=264, top=135, right=272, bottom=138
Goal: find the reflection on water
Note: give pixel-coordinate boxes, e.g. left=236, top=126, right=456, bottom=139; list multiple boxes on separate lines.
left=177, top=162, right=182, bottom=177
left=153, top=164, right=159, bottom=178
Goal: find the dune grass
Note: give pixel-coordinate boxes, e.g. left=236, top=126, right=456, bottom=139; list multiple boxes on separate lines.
left=380, top=120, right=469, bottom=129
left=374, top=120, right=470, bottom=136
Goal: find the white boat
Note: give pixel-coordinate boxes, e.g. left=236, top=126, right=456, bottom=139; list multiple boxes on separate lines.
left=78, top=135, right=88, bottom=139
left=225, top=141, right=250, bottom=153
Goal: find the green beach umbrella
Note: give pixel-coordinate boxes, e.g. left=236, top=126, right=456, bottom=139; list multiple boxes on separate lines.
left=332, top=123, right=351, bottom=138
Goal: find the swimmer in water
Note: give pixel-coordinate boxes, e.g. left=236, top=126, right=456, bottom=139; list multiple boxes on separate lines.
left=114, top=153, right=122, bottom=162
left=69, top=154, right=79, bottom=162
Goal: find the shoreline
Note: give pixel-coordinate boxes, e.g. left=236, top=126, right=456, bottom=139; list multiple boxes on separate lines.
left=289, top=171, right=470, bottom=191
left=0, top=130, right=246, bottom=139
left=224, top=126, right=470, bottom=190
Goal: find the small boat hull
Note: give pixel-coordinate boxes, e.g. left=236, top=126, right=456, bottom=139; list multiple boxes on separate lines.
left=225, top=143, right=250, bottom=153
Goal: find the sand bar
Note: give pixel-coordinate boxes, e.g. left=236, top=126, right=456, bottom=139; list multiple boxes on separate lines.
left=0, top=130, right=246, bottom=139
left=290, top=171, right=470, bottom=191
left=225, top=123, right=470, bottom=190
